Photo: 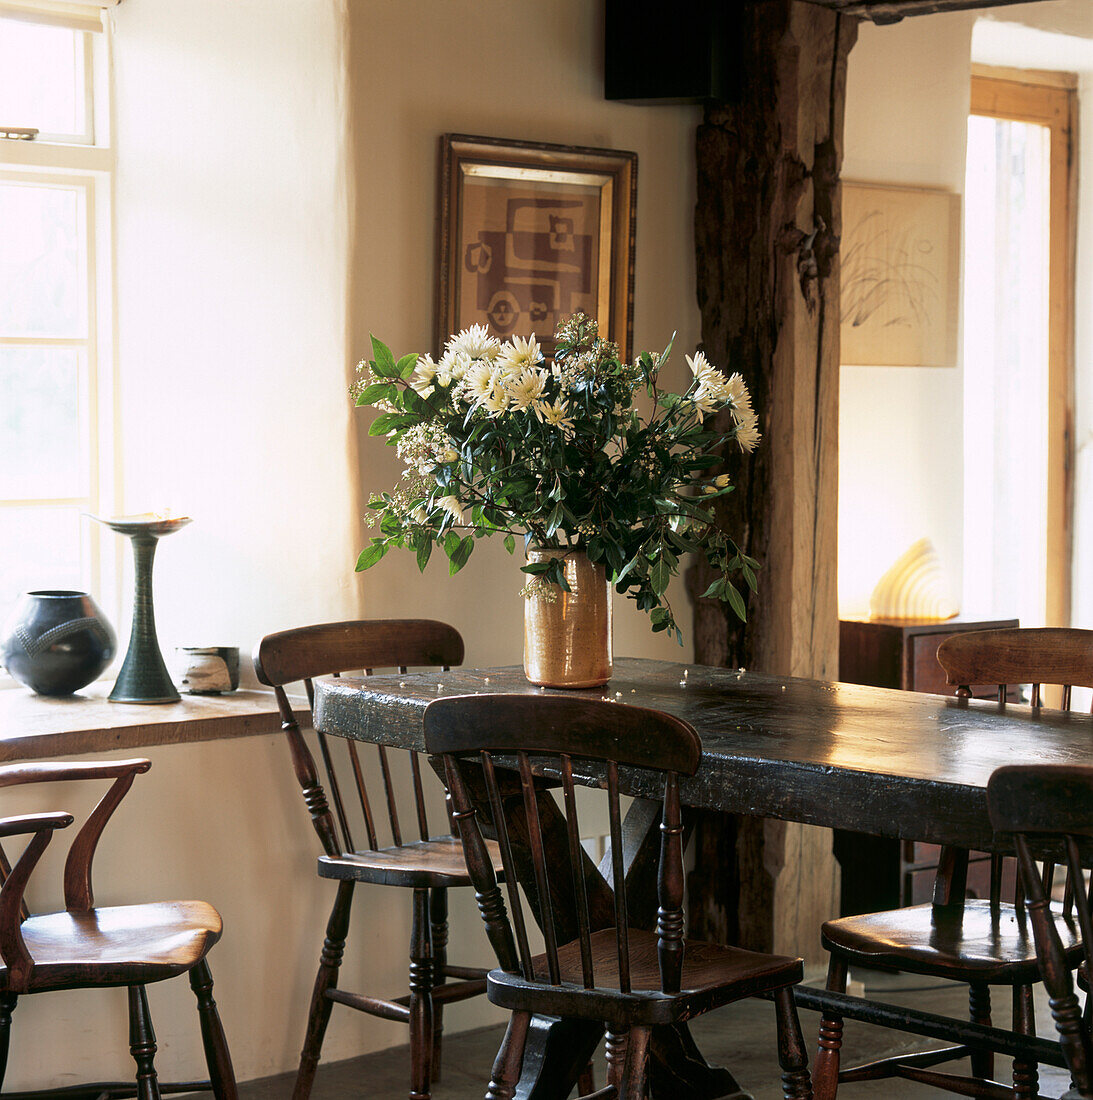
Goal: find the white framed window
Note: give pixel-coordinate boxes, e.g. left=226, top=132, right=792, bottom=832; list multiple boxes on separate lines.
left=0, top=5, right=116, bottom=651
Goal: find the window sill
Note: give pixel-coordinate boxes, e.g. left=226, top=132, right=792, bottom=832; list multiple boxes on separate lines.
left=0, top=681, right=301, bottom=762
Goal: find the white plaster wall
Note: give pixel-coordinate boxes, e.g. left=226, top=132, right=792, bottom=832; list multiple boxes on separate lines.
left=345, top=0, right=703, bottom=663
left=110, top=0, right=360, bottom=652
left=838, top=13, right=975, bottom=617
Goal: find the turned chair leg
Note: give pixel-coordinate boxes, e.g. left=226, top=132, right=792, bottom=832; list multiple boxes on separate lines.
left=293, top=880, right=354, bottom=1100
left=0, top=993, right=16, bottom=1091
left=429, top=886, right=448, bottom=1083
left=485, top=1011, right=531, bottom=1100
left=189, top=959, right=238, bottom=1100
left=128, top=984, right=162, bottom=1100
left=969, top=982, right=994, bottom=1080
left=775, top=986, right=813, bottom=1100
left=813, top=956, right=847, bottom=1100
left=605, top=1029, right=629, bottom=1090
left=1012, top=983, right=1039, bottom=1100
left=620, top=1026, right=652, bottom=1100
left=409, top=887, right=435, bottom=1100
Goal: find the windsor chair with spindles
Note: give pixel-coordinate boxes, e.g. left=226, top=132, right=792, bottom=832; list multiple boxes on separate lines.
left=252, top=620, right=504, bottom=1100
left=988, top=764, right=1093, bottom=1100
left=424, top=693, right=813, bottom=1100
left=812, top=627, right=1093, bottom=1100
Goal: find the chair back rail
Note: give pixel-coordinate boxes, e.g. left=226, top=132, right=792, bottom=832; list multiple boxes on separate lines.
left=929, top=627, right=1093, bottom=914
left=253, top=619, right=464, bottom=856
left=425, top=693, right=700, bottom=997
left=936, top=627, right=1093, bottom=707
left=988, top=765, right=1093, bottom=1098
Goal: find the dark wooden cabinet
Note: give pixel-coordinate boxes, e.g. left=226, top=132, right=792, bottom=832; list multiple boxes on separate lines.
left=835, top=617, right=1019, bottom=916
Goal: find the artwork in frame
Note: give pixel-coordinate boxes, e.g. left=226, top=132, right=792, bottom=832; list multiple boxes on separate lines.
left=436, top=134, right=637, bottom=361
left=840, top=182, right=961, bottom=368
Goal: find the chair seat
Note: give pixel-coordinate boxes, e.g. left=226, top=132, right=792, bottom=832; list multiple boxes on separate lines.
left=487, top=927, right=803, bottom=1028
left=318, top=835, right=504, bottom=888
left=822, top=899, right=1083, bottom=984
left=2, top=901, right=223, bottom=993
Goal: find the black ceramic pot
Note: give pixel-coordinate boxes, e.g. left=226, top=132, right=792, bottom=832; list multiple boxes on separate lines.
left=1, top=591, right=116, bottom=696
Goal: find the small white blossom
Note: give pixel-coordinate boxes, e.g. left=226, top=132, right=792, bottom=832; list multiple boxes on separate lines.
left=437, top=495, right=464, bottom=524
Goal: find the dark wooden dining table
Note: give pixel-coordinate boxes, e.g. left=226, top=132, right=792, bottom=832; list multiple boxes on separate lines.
left=314, top=656, right=1093, bottom=1099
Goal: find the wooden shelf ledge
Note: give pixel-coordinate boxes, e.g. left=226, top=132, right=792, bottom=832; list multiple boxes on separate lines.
left=0, top=682, right=296, bottom=762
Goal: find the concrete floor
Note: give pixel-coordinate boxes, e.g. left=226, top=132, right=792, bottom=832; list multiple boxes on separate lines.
left=239, top=970, right=1074, bottom=1099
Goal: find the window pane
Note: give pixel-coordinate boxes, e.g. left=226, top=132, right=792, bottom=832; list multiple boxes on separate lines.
left=963, top=115, right=1051, bottom=627
left=0, top=346, right=84, bottom=499
left=0, top=180, right=85, bottom=337
left=0, top=506, right=84, bottom=629
left=0, top=20, right=82, bottom=136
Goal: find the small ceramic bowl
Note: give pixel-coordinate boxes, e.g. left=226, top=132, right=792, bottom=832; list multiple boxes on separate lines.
left=175, top=646, right=240, bottom=694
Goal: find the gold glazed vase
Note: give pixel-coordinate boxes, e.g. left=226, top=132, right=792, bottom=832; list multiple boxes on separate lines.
left=523, top=548, right=612, bottom=689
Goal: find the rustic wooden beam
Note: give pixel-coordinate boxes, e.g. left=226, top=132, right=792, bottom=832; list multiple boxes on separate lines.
left=799, top=0, right=1044, bottom=24
left=687, top=0, right=855, bottom=960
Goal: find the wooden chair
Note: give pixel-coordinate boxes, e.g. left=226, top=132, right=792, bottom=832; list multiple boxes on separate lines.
left=252, top=619, right=503, bottom=1100
left=988, top=764, right=1093, bottom=1100
left=0, top=757, right=235, bottom=1100
left=424, top=693, right=813, bottom=1100
left=813, top=626, right=1093, bottom=1100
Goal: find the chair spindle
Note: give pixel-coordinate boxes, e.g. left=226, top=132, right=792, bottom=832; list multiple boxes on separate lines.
left=657, top=771, right=685, bottom=995
left=376, top=745, right=402, bottom=847
left=607, top=760, right=631, bottom=995
left=481, top=752, right=534, bottom=980
left=315, top=725, right=355, bottom=854
left=518, top=752, right=561, bottom=985
left=560, top=754, right=595, bottom=989
left=345, top=740, right=379, bottom=850
left=409, top=753, right=430, bottom=843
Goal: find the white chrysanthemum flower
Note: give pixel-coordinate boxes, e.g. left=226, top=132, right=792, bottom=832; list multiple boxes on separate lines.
left=458, top=361, right=495, bottom=405
left=446, top=323, right=500, bottom=362
left=506, top=368, right=548, bottom=411
left=437, top=495, right=464, bottom=524
left=686, top=351, right=718, bottom=380
left=481, top=387, right=510, bottom=417
left=723, top=371, right=749, bottom=409
left=410, top=505, right=429, bottom=524
left=733, top=407, right=761, bottom=453
left=411, top=354, right=437, bottom=396
left=496, top=334, right=543, bottom=377
left=534, top=397, right=575, bottom=433
left=692, top=388, right=721, bottom=422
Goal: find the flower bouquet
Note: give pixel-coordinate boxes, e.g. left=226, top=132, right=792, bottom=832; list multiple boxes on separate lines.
left=353, top=313, right=759, bottom=647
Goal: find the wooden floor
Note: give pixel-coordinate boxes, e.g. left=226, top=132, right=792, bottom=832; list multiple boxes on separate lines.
left=238, top=969, right=1073, bottom=1099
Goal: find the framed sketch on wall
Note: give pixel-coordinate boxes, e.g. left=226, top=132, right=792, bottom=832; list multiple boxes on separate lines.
left=840, top=182, right=961, bottom=368
left=436, top=134, right=637, bottom=360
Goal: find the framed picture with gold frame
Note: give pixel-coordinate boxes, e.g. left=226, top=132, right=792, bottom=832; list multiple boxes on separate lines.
left=436, top=134, right=637, bottom=360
